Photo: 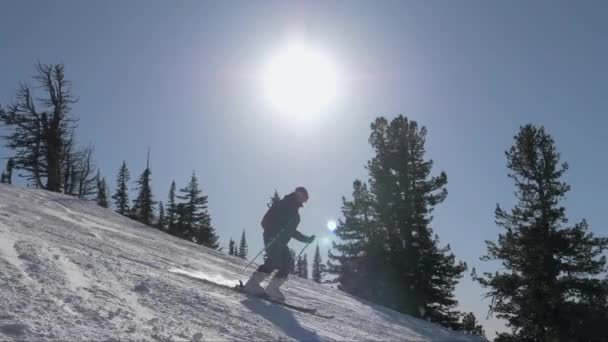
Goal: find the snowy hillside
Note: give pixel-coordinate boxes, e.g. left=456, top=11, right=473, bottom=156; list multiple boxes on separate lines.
left=0, top=184, right=483, bottom=341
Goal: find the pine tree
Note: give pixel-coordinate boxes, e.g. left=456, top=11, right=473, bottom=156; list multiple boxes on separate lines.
left=96, top=171, right=109, bottom=208
left=238, top=230, right=248, bottom=259
left=295, top=254, right=309, bottom=279
left=261, top=190, right=282, bottom=262
left=157, top=201, right=165, bottom=230
left=312, top=243, right=325, bottom=283
left=289, top=248, right=297, bottom=274
left=296, top=256, right=304, bottom=277
left=228, top=238, right=236, bottom=256
left=166, top=181, right=178, bottom=235
left=329, top=116, right=466, bottom=328
left=132, top=152, right=156, bottom=226
left=327, top=180, right=384, bottom=298
left=112, top=161, right=130, bottom=216
left=325, top=249, right=334, bottom=283
left=175, top=203, right=186, bottom=238
left=267, top=190, right=281, bottom=208
left=0, top=158, right=14, bottom=184
left=459, top=312, right=485, bottom=337
left=473, top=125, right=608, bottom=341
left=177, top=172, right=219, bottom=249
left=302, top=254, right=308, bottom=279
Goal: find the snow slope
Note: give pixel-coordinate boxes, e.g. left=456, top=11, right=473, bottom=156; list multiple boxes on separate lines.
left=0, top=184, right=484, bottom=341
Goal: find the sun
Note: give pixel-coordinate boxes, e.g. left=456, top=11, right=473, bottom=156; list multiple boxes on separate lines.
left=327, top=219, right=337, bottom=232
left=262, top=42, right=338, bottom=115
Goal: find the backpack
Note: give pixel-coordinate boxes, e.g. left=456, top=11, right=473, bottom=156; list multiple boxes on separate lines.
left=261, top=201, right=278, bottom=231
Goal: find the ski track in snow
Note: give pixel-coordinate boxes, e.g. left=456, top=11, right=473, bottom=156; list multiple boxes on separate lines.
left=0, top=184, right=485, bottom=341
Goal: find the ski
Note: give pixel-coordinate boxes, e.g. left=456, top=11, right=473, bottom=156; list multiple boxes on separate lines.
left=172, top=271, right=334, bottom=319
left=235, top=281, right=334, bottom=319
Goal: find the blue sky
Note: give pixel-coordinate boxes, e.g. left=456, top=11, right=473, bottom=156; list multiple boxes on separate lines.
left=2, top=0, right=607, bottom=336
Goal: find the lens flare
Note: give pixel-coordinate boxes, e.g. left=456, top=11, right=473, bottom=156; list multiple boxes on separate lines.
left=327, top=219, right=337, bottom=232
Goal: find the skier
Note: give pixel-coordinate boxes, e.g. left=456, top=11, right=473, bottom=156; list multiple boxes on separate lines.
left=243, top=186, right=315, bottom=301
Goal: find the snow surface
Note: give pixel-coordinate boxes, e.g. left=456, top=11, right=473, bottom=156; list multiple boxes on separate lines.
left=0, top=184, right=484, bottom=341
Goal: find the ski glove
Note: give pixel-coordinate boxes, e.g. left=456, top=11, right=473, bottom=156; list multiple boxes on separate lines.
left=304, top=235, right=316, bottom=244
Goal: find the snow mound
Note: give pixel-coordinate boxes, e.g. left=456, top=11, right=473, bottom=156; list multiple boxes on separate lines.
left=0, top=184, right=483, bottom=341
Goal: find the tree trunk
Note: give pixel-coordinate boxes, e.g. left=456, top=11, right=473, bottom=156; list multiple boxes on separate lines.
left=46, top=128, right=62, bottom=192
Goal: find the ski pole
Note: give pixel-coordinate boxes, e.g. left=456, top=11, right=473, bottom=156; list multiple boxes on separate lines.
left=296, top=240, right=312, bottom=261
left=241, top=230, right=284, bottom=273
left=242, top=218, right=296, bottom=272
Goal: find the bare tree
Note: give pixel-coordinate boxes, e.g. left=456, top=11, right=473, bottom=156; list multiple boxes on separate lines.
left=35, top=63, right=78, bottom=191
left=0, top=63, right=86, bottom=193
left=0, top=63, right=76, bottom=192
left=73, top=145, right=97, bottom=199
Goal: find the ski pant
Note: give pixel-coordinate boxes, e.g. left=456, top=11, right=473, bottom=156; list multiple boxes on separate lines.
left=257, top=232, right=291, bottom=278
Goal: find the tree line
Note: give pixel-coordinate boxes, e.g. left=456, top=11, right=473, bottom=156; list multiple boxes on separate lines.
left=3, top=63, right=607, bottom=341
left=325, top=116, right=607, bottom=339
left=0, top=63, right=219, bottom=249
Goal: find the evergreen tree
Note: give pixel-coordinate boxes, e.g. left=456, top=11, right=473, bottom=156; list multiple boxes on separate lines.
left=96, top=171, right=109, bottom=208
left=166, top=181, right=178, bottom=235
left=328, top=116, right=466, bottom=328
left=112, top=161, right=130, bottom=216
left=175, top=203, right=186, bottom=238
left=238, top=230, right=248, bottom=259
left=327, top=180, right=384, bottom=298
left=296, top=254, right=309, bottom=279
left=132, top=152, right=156, bottom=226
left=300, top=254, right=308, bottom=279
left=0, top=158, right=14, bottom=184
left=312, top=243, right=325, bottom=283
left=325, top=249, right=333, bottom=282
left=267, top=190, right=281, bottom=208
left=473, top=125, right=608, bottom=341
left=157, top=201, right=165, bottom=230
left=459, top=312, right=485, bottom=337
left=177, top=172, right=219, bottom=249
left=289, top=248, right=297, bottom=274
left=228, top=238, right=236, bottom=256
left=296, top=255, right=304, bottom=277
left=261, top=190, right=281, bottom=262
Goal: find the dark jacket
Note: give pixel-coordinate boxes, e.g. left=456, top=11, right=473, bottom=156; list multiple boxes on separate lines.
left=261, top=192, right=307, bottom=246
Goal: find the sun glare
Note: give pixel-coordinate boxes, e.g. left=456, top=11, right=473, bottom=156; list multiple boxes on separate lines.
left=262, top=43, right=338, bottom=115
left=327, top=219, right=337, bottom=232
